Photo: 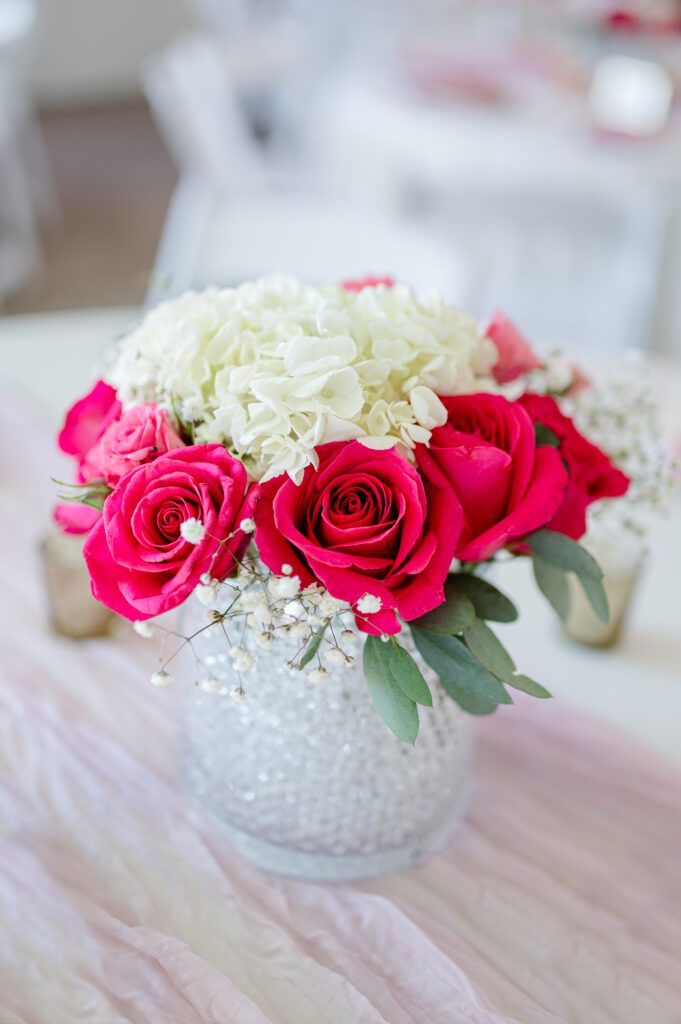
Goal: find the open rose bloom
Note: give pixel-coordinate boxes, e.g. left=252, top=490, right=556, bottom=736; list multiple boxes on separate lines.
left=55, top=275, right=644, bottom=742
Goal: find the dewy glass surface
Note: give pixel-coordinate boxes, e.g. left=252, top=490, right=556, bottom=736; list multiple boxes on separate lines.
left=179, top=599, right=473, bottom=881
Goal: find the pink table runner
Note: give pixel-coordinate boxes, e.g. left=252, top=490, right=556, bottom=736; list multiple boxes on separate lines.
left=1, top=395, right=680, bottom=1023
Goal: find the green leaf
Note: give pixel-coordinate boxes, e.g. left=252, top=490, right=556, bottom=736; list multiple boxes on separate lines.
left=439, top=678, right=500, bottom=715
left=448, top=574, right=518, bottom=623
left=532, top=555, right=571, bottom=621
left=526, top=530, right=603, bottom=581
left=534, top=423, right=561, bottom=448
left=463, top=619, right=516, bottom=679
left=363, top=637, right=420, bottom=743
left=411, top=580, right=475, bottom=635
left=579, top=574, right=610, bottom=624
left=507, top=674, right=553, bottom=699
left=298, top=627, right=326, bottom=670
left=386, top=640, right=432, bottom=706
left=411, top=628, right=512, bottom=705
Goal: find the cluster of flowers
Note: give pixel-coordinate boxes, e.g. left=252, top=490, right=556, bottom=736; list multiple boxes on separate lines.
left=55, top=276, right=641, bottom=720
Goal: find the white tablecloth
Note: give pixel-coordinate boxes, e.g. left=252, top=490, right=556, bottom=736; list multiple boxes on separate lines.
left=0, top=356, right=680, bottom=1020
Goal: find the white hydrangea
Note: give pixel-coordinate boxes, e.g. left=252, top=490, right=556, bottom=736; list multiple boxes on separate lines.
left=108, top=274, right=493, bottom=482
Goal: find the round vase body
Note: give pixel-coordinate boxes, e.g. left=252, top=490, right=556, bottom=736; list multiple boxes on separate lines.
left=179, top=601, right=472, bottom=881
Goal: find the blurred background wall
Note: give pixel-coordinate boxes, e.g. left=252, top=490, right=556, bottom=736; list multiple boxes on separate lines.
left=30, top=0, right=191, bottom=107
left=2, top=0, right=681, bottom=359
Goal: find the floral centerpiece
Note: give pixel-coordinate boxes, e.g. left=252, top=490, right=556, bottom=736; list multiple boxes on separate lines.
left=53, top=275, right=667, bottom=878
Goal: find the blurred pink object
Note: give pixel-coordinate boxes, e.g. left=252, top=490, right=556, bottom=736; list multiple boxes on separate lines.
left=567, top=363, right=592, bottom=395
left=58, top=379, right=121, bottom=481
left=53, top=502, right=100, bottom=535
left=341, top=275, right=395, bottom=292
left=485, top=311, right=543, bottom=384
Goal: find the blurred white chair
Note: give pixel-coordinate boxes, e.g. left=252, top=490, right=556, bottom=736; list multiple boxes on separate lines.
left=0, top=0, right=54, bottom=300
left=144, top=34, right=467, bottom=303
left=442, top=180, right=667, bottom=354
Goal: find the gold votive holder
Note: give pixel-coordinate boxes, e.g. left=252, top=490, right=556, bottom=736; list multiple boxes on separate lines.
left=563, top=526, right=644, bottom=648
left=41, top=530, right=116, bottom=639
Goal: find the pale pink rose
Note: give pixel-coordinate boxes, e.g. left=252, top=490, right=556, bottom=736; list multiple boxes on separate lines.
left=485, top=312, right=543, bottom=384
left=84, top=404, right=184, bottom=484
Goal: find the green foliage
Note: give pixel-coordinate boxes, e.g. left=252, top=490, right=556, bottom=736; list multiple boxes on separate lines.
left=363, top=636, right=432, bottom=744
left=411, top=628, right=512, bottom=706
left=532, top=556, right=571, bottom=620
left=298, top=627, right=326, bottom=669
left=411, top=580, right=475, bottom=635
left=526, top=530, right=609, bottom=624
left=448, top=573, right=519, bottom=623
left=534, top=423, right=561, bottom=448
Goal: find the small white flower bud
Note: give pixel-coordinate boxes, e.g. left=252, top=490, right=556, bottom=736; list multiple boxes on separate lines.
left=229, top=686, right=247, bottom=703
left=180, top=517, right=206, bottom=544
left=324, top=648, right=346, bottom=667
left=281, top=563, right=293, bottom=575
left=150, top=670, right=171, bottom=688
left=200, top=676, right=222, bottom=693
left=340, top=629, right=356, bottom=645
left=195, top=581, right=219, bottom=606
left=239, top=517, right=256, bottom=534
left=309, top=667, right=329, bottom=684
left=380, top=633, right=391, bottom=643
left=289, top=621, right=308, bottom=639
left=357, top=593, right=383, bottom=614
left=268, top=575, right=301, bottom=600
left=283, top=599, right=304, bottom=619
left=255, top=630, right=274, bottom=649
left=232, top=649, right=256, bottom=673
left=133, top=621, right=154, bottom=638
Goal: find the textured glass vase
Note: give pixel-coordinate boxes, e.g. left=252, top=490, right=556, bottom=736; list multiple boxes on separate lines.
left=179, top=601, right=473, bottom=882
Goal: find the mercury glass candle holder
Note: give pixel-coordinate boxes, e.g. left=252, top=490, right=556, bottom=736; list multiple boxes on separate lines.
left=178, top=598, right=473, bottom=882
left=563, top=524, right=645, bottom=648
left=41, top=530, right=115, bottom=639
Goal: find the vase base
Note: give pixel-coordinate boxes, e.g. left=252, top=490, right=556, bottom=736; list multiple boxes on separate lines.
left=191, top=786, right=470, bottom=882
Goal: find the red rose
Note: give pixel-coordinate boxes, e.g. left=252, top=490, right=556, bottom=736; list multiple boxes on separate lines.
left=58, top=380, right=122, bottom=481
left=83, top=445, right=258, bottom=620
left=416, top=394, right=568, bottom=562
left=519, top=393, right=630, bottom=540
left=254, top=440, right=461, bottom=636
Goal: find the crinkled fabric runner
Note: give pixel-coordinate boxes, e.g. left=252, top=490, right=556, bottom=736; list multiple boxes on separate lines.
left=0, top=393, right=679, bottom=1024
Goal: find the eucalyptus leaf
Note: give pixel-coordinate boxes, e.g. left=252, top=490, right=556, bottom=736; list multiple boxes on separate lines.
left=412, top=581, right=475, bottom=635
left=507, top=674, right=552, bottom=699
left=579, top=574, right=610, bottom=624
left=448, top=574, right=518, bottom=623
left=385, top=641, right=432, bottom=706
left=411, top=628, right=512, bottom=705
left=463, top=619, right=516, bottom=680
left=363, top=637, right=420, bottom=744
left=526, top=530, right=603, bottom=581
left=532, top=555, right=571, bottom=621
left=298, top=627, right=326, bottom=669
left=439, top=678, right=500, bottom=715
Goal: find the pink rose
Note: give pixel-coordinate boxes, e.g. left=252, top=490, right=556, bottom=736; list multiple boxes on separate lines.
left=341, top=275, right=395, bottom=292
left=83, top=404, right=184, bottom=484
left=58, top=380, right=122, bottom=481
left=485, top=311, right=543, bottom=384
left=518, top=393, right=630, bottom=540
left=83, top=445, right=258, bottom=620
left=416, top=394, right=568, bottom=562
left=254, top=441, right=461, bottom=636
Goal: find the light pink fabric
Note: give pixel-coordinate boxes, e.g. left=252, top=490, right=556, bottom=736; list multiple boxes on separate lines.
left=1, top=392, right=680, bottom=1023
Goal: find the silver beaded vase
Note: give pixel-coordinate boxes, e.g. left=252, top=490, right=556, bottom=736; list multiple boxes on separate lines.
left=179, top=600, right=473, bottom=882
